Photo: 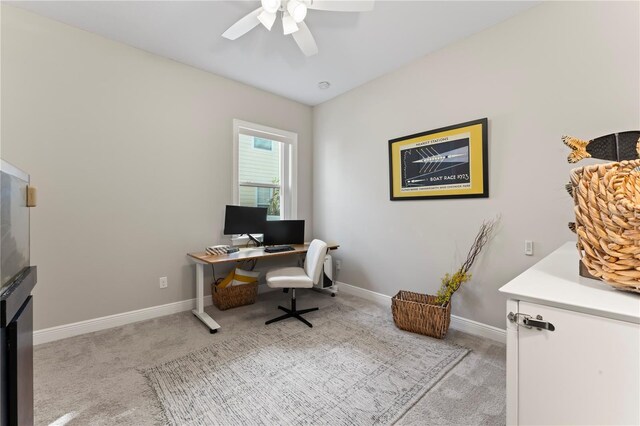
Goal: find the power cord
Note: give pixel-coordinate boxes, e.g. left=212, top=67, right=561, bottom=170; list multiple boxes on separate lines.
left=211, top=264, right=224, bottom=286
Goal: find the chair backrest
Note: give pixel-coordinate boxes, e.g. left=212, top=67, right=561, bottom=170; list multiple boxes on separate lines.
left=304, top=239, right=328, bottom=284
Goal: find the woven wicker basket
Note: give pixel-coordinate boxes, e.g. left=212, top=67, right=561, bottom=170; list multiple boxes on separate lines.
left=570, top=159, right=640, bottom=293
left=212, top=281, right=258, bottom=310
left=391, top=291, right=451, bottom=339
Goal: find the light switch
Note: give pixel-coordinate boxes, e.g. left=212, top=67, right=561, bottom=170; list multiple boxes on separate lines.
left=525, top=240, right=534, bottom=256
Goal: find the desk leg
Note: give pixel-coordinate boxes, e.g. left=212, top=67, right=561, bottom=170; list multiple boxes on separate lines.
left=192, top=263, right=221, bottom=334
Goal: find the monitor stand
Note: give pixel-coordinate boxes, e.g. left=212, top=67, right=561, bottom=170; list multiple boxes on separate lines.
left=246, top=234, right=262, bottom=247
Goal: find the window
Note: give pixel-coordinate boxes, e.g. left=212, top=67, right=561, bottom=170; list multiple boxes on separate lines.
left=233, top=120, right=297, bottom=224
left=253, top=138, right=273, bottom=151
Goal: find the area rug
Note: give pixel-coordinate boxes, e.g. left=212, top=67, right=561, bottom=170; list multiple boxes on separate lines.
left=143, top=304, right=469, bottom=425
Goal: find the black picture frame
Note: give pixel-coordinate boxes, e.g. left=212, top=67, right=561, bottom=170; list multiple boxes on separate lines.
left=388, top=118, right=488, bottom=201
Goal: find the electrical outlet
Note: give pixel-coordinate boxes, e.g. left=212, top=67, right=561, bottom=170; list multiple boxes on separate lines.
left=524, top=240, right=534, bottom=256
left=159, top=276, right=168, bottom=289
left=335, top=260, right=342, bottom=270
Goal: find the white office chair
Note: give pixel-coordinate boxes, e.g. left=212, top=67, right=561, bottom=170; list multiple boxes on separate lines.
left=265, top=239, right=328, bottom=328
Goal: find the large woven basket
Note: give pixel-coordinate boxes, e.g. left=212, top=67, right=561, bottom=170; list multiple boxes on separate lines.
left=391, top=291, right=451, bottom=339
left=212, top=281, right=258, bottom=310
left=570, top=159, right=640, bottom=293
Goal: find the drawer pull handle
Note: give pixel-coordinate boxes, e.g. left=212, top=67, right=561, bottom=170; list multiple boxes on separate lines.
left=508, top=312, right=555, bottom=331
left=523, top=316, right=555, bottom=331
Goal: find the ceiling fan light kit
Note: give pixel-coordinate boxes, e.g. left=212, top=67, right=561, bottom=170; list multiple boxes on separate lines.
left=261, top=0, right=281, bottom=14
left=282, top=12, right=299, bottom=35
left=287, top=0, right=308, bottom=23
left=222, top=0, right=375, bottom=56
left=257, top=9, right=277, bottom=31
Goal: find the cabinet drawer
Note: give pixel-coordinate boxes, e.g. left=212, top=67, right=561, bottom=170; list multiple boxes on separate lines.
left=515, top=301, right=639, bottom=426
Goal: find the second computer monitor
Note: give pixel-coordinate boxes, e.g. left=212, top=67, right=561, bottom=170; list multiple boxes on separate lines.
left=263, top=220, right=305, bottom=245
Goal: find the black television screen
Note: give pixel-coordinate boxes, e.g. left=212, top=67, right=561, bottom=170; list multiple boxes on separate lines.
left=223, top=205, right=267, bottom=235
left=263, top=220, right=305, bottom=245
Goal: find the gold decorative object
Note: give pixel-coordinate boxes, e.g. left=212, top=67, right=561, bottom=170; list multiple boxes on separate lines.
left=570, top=160, right=640, bottom=293
left=562, top=131, right=640, bottom=163
left=563, top=135, right=592, bottom=163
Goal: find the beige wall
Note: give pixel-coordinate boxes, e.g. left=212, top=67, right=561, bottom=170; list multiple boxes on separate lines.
left=2, top=2, right=638, bottom=332
left=312, top=1, right=640, bottom=329
left=0, top=5, right=313, bottom=330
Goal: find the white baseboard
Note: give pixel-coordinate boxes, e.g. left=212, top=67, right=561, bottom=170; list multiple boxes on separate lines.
left=34, top=283, right=280, bottom=346
left=449, top=314, right=506, bottom=344
left=337, top=281, right=506, bottom=344
left=34, top=295, right=212, bottom=346
left=34, top=282, right=505, bottom=346
left=337, top=281, right=392, bottom=306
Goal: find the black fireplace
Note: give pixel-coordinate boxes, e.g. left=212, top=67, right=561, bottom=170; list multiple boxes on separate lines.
left=0, top=160, right=36, bottom=426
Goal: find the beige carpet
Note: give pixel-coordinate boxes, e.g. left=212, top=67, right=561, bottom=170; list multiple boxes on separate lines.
left=144, top=304, right=468, bottom=425
left=33, top=291, right=506, bottom=425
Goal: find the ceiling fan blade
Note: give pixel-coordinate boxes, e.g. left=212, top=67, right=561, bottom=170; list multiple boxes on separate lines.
left=222, top=7, right=262, bottom=40
left=307, top=0, right=374, bottom=12
left=291, top=21, right=318, bottom=56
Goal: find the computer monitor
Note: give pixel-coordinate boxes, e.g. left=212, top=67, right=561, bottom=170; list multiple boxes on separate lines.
left=223, top=205, right=267, bottom=243
left=263, top=220, right=305, bottom=246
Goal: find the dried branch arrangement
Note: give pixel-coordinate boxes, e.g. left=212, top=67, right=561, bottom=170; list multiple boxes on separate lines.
left=435, top=218, right=498, bottom=306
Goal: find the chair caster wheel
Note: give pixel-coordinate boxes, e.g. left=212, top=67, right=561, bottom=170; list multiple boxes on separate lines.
left=210, top=329, right=218, bottom=334
left=331, top=293, right=336, bottom=297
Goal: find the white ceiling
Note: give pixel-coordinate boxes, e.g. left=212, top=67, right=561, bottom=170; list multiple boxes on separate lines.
left=9, top=1, right=538, bottom=106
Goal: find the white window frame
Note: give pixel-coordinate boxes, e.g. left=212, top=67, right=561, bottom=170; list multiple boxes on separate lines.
left=232, top=119, right=298, bottom=243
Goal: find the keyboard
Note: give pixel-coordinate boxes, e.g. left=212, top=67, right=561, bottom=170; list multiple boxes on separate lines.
left=264, top=245, right=295, bottom=253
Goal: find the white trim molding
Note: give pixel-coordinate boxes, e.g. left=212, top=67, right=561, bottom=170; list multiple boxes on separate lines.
left=336, top=281, right=506, bottom=344
left=450, top=313, right=506, bottom=344
left=33, top=295, right=213, bottom=346
left=33, top=281, right=504, bottom=346
left=34, top=284, right=279, bottom=345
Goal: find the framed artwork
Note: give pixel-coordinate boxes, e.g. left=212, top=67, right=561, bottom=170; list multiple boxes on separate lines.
left=388, top=118, right=488, bottom=201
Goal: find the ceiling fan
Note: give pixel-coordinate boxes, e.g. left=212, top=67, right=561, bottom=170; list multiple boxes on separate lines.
left=222, top=0, right=374, bottom=56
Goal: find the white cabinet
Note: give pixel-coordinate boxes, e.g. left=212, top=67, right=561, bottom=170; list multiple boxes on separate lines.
left=500, top=243, right=640, bottom=426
